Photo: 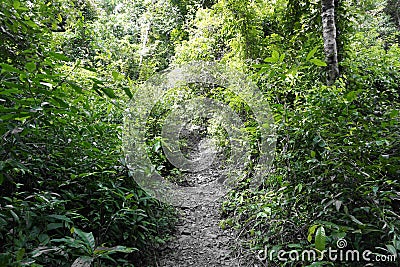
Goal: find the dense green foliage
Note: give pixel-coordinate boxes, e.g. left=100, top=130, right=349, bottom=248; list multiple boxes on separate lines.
left=219, top=1, right=400, bottom=266
left=1, top=0, right=399, bottom=266
left=0, top=0, right=176, bottom=266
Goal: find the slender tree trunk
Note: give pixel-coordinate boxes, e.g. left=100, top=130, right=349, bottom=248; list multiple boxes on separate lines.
left=139, top=0, right=156, bottom=67
left=139, top=21, right=151, bottom=67
left=321, top=0, right=339, bottom=85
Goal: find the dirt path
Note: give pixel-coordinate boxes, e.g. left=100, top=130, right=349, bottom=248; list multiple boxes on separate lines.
left=155, top=196, right=241, bottom=266
left=154, top=136, right=253, bottom=267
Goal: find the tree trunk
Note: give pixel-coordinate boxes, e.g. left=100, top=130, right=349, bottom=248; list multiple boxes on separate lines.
left=321, top=0, right=339, bottom=85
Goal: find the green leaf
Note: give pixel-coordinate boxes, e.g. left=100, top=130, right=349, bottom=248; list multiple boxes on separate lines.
left=89, top=77, right=105, bottom=84
left=47, top=223, right=64, bottom=231
left=48, top=214, right=73, bottom=223
left=67, top=81, right=83, bottom=94
left=25, top=62, right=36, bottom=72
left=123, top=86, right=133, bottom=99
left=51, top=97, right=69, bottom=108
left=272, top=50, right=280, bottom=60
left=0, top=88, right=23, bottom=95
left=345, top=91, right=358, bottom=102
left=308, top=225, right=318, bottom=242
left=49, top=52, right=71, bottom=62
left=112, top=71, right=118, bottom=80
left=315, top=226, right=326, bottom=251
left=10, top=210, right=19, bottom=223
left=1, top=63, right=22, bottom=74
left=73, top=228, right=95, bottom=253
left=125, top=193, right=134, bottom=200
left=13, top=1, right=27, bottom=10
left=307, top=47, right=319, bottom=61
left=386, top=244, right=397, bottom=255
left=25, top=20, right=38, bottom=28
left=310, top=58, right=327, bottom=67
left=13, top=1, right=20, bottom=9
left=253, top=64, right=267, bottom=68
left=389, top=109, right=399, bottom=119
left=31, top=247, right=58, bottom=258
left=112, top=71, right=124, bottom=81
left=287, top=243, right=302, bottom=248
left=93, top=86, right=103, bottom=97
left=38, top=234, right=50, bottom=244
left=264, top=57, right=279, bottom=63
left=264, top=50, right=280, bottom=63
left=94, top=245, right=136, bottom=255
left=297, top=183, right=303, bottom=192
left=16, top=248, right=25, bottom=262
left=349, top=215, right=365, bottom=226
left=100, top=87, right=117, bottom=99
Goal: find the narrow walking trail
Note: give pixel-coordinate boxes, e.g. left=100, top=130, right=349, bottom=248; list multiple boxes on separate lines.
left=155, top=195, right=241, bottom=266
left=154, top=135, right=253, bottom=267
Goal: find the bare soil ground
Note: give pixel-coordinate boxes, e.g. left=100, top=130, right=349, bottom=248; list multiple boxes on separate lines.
left=153, top=135, right=257, bottom=267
